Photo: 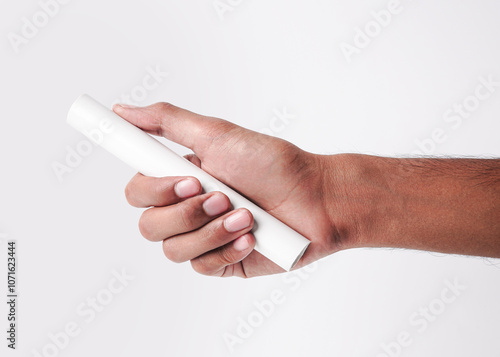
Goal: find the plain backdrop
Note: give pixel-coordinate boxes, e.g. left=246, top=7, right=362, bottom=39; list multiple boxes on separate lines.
left=1, top=0, right=499, bottom=356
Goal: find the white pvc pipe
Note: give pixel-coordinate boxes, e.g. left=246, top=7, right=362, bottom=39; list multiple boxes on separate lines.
left=67, top=94, right=310, bottom=271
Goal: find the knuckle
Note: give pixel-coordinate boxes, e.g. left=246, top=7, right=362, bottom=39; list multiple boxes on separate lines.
left=124, top=182, right=136, bottom=205
left=138, top=209, right=154, bottom=241
left=152, top=179, right=169, bottom=202
left=190, top=259, right=213, bottom=276
left=162, top=241, right=184, bottom=263
left=178, top=199, right=204, bottom=230
left=154, top=102, right=175, bottom=116
left=178, top=203, right=195, bottom=230
left=218, top=247, right=237, bottom=266
left=199, top=220, right=223, bottom=244
left=149, top=103, right=176, bottom=136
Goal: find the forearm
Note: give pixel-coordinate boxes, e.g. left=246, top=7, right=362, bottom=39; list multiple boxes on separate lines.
left=322, top=154, right=500, bottom=258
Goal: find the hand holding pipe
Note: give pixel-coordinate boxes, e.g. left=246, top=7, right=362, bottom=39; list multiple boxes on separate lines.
left=67, top=94, right=310, bottom=271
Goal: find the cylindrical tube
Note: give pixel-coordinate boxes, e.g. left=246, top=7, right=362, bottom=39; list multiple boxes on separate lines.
left=67, top=94, right=310, bottom=271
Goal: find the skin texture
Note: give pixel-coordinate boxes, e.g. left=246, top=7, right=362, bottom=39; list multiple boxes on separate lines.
left=113, top=103, right=500, bottom=278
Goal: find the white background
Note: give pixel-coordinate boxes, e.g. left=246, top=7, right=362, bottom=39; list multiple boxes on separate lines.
left=1, top=0, right=500, bottom=356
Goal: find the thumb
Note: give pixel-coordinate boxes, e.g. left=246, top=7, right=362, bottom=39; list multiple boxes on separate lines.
left=112, top=102, right=239, bottom=156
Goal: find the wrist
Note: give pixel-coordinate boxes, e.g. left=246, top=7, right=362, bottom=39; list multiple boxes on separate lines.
left=317, top=153, right=400, bottom=252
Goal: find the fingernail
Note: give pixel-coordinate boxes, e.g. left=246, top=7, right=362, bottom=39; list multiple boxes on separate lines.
left=224, top=210, right=251, bottom=233
left=174, top=179, right=199, bottom=198
left=203, top=193, right=229, bottom=216
left=233, top=235, right=251, bottom=251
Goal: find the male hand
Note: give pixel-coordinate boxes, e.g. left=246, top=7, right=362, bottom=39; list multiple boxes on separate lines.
left=113, top=103, right=339, bottom=278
